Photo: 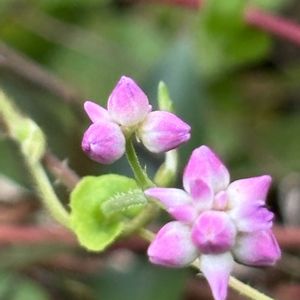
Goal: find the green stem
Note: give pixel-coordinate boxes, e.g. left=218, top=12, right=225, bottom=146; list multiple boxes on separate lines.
left=140, top=228, right=275, bottom=300
left=27, top=160, right=70, bottom=228
left=122, top=139, right=159, bottom=235
left=122, top=202, right=159, bottom=236
left=228, top=277, right=274, bottom=300
left=125, top=139, right=154, bottom=189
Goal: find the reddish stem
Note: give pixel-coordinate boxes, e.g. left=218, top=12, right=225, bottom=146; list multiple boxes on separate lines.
left=0, top=225, right=76, bottom=245
left=151, top=0, right=300, bottom=47
left=273, top=226, right=300, bottom=250
left=245, top=7, right=300, bottom=46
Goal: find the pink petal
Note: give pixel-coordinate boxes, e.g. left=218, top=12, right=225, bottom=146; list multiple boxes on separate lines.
left=213, top=191, right=229, bottom=211
left=200, top=252, right=234, bottom=300
left=227, top=176, right=273, bottom=232
left=228, top=175, right=272, bottom=207
left=81, top=121, right=125, bottom=164
left=228, top=201, right=274, bottom=232
left=138, top=111, right=191, bottom=153
left=107, top=76, right=151, bottom=126
left=84, top=101, right=110, bottom=123
left=183, top=146, right=230, bottom=194
left=191, top=211, right=236, bottom=254
left=189, top=179, right=214, bottom=211
left=145, top=188, right=196, bottom=223
left=233, top=230, right=281, bottom=266
left=148, top=221, right=198, bottom=267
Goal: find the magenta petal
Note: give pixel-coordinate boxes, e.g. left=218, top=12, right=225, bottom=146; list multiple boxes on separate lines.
left=107, top=76, right=150, bottom=126
left=228, top=175, right=272, bottom=206
left=200, top=253, right=233, bottom=300
left=228, top=200, right=274, bottom=232
left=183, top=146, right=230, bottom=194
left=191, top=211, right=236, bottom=254
left=81, top=121, right=125, bottom=164
left=145, top=188, right=196, bottom=223
left=84, top=101, right=110, bottom=123
left=233, top=230, right=281, bottom=266
left=148, top=221, right=198, bottom=267
left=228, top=176, right=273, bottom=232
left=138, top=111, right=191, bottom=153
left=189, top=179, right=214, bottom=210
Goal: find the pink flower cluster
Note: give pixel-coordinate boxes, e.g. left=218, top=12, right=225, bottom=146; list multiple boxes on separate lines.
left=81, top=76, right=281, bottom=300
left=82, top=76, right=190, bottom=164
left=145, top=146, right=281, bottom=300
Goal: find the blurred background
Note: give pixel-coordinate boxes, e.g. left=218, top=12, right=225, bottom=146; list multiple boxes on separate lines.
left=0, top=0, right=299, bottom=299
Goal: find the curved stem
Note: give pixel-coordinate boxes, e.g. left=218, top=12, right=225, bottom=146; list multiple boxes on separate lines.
left=125, top=138, right=154, bottom=189
left=140, top=228, right=275, bottom=300
left=122, top=202, right=159, bottom=236
left=245, top=7, right=300, bottom=47
left=27, top=160, right=70, bottom=228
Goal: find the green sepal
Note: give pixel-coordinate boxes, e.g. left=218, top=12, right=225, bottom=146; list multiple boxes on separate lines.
left=70, top=174, right=139, bottom=251
left=158, top=81, right=174, bottom=113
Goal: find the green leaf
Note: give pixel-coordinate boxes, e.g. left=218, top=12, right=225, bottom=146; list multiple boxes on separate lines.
left=70, top=174, right=138, bottom=251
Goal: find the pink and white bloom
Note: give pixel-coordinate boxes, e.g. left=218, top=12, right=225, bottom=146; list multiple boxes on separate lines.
left=82, top=76, right=190, bottom=164
left=145, top=145, right=281, bottom=300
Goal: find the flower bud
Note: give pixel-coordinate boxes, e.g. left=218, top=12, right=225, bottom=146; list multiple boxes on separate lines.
left=138, top=111, right=191, bottom=153
left=107, top=76, right=151, bottom=127
left=82, top=121, right=125, bottom=164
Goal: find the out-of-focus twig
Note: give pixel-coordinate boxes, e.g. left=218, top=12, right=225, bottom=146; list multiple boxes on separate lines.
left=147, top=0, right=300, bottom=47
left=0, top=225, right=76, bottom=245
left=0, top=42, right=83, bottom=106
left=43, top=151, right=80, bottom=191
left=245, top=7, right=300, bottom=47
left=273, top=226, right=300, bottom=250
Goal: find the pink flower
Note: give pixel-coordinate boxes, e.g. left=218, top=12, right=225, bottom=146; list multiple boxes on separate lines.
left=145, top=145, right=280, bottom=300
left=82, top=76, right=190, bottom=163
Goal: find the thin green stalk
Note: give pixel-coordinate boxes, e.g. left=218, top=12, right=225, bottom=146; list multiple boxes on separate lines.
left=228, top=276, right=274, bottom=300
left=0, top=90, right=70, bottom=228
left=122, top=202, right=159, bottom=236
left=125, top=139, right=154, bottom=189
left=27, top=160, right=70, bottom=228
left=140, top=228, right=275, bottom=300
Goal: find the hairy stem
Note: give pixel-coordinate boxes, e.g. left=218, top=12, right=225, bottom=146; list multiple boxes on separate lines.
left=125, top=139, right=154, bottom=189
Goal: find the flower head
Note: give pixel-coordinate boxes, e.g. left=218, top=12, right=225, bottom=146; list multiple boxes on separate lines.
left=82, top=76, right=190, bottom=163
left=145, top=145, right=280, bottom=300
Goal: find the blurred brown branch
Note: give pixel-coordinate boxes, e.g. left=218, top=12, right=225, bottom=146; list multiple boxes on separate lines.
left=43, top=151, right=80, bottom=191
left=0, top=42, right=83, bottom=105
left=0, top=225, right=76, bottom=245
left=273, top=226, right=300, bottom=250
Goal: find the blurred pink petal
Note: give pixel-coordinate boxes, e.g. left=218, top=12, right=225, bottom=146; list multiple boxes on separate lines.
left=191, top=211, right=236, bottom=254
left=81, top=121, right=125, bottom=164
left=138, top=111, right=190, bottom=153
left=148, top=221, right=198, bottom=267
left=200, top=252, right=234, bottom=300
left=233, top=230, right=281, bottom=266
left=84, top=101, right=110, bottom=123
left=107, top=76, right=151, bottom=126
left=145, top=188, right=196, bottom=223
left=183, top=146, right=230, bottom=194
